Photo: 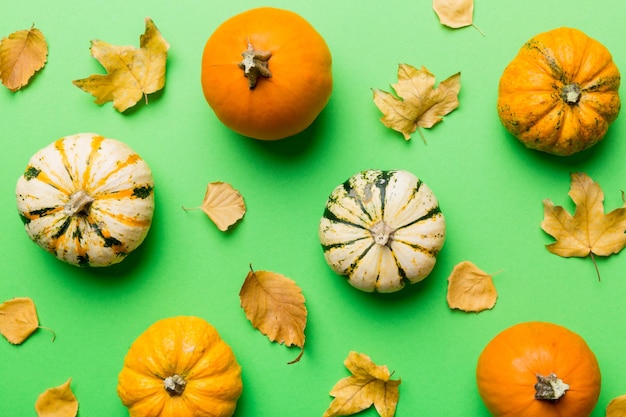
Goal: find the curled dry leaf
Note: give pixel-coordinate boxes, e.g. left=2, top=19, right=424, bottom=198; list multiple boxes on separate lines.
left=35, top=378, right=78, bottom=417
left=0, top=26, right=48, bottom=91
left=239, top=266, right=307, bottom=363
left=373, top=64, right=460, bottom=141
left=447, top=261, right=497, bottom=312
left=607, top=394, right=626, bottom=417
left=433, top=0, right=474, bottom=29
left=184, top=181, right=246, bottom=231
left=72, top=17, right=169, bottom=112
left=323, top=351, right=401, bottom=417
left=541, top=172, right=626, bottom=281
left=0, top=297, right=44, bottom=344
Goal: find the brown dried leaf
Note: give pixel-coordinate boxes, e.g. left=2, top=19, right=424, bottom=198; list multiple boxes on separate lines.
left=373, top=64, right=460, bottom=141
left=447, top=261, right=497, bottom=312
left=0, top=26, right=48, bottom=91
left=35, top=378, right=78, bottom=417
left=0, top=297, right=40, bottom=344
left=72, top=17, right=169, bottom=112
left=433, top=0, right=474, bottom=28
left=607, top=394, right=626, bottom=417
left=185, top=181, right=246, bottom=231
left=239, top=266, right=307, bottom=363
left=323, top=351, right=401, bottom=417
left=541, top=172, right=626, bottom=281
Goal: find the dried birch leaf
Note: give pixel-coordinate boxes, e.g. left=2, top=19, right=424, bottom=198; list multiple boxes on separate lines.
left=323, top=351, right=401, bottom=417
left=0, top=297, right=41, bottom=344
left=447, top=261, right=497, bottom=312
left=184, top=181, right=246, bottom=231
left=541, top=172, right=626, bottom=281
left=0, top=26, right=48, bottom=91
left=35, top=378, right=78, bottom=417
left=433, top=0, right=474, bottom=28
left=373, top=64, right=460, bottom=141
left=239, top=266, right=307, bottom=363
left=72, top=17, right=169, bottom=112
left=607, top=394, right=626, bottom=417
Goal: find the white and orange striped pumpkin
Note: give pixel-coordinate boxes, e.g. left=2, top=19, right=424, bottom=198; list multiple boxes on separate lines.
left=319, top=169, right=445, bottom=293
left=16, top=133, right=155, bottom=267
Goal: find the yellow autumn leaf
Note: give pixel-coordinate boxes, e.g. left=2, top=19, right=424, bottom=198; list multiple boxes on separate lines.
left=541, top=172, right=626, bottom=281
left=433, top=0, right=474, bottom=28
left=0, top=297, right=40, bottom=344
left=184, top=181, right=246, bottom=231
left=373, top=64, right=460, bottom=141
left=72, top=17, right=169, bottom=112
left=239, top=266, right=307, bottom=363
left=35, top=378, right=78, bottom=417
left=607, top=394, right=626, bottom=417
left=323, top=351, right=401, bottom=417
left=0, top=26, right=48, bottom=91
left=446, top=261, right=498, bottom=312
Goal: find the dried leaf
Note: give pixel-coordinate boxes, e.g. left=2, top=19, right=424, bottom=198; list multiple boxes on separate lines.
left=323, top=351, right=401, bottom=417
left=541, top=172, right=626, bottom=281
left=433, top=0, right=474, bottom=28
left=239, top=266, right=307, bottom=363
left=0, top=26, right=48, bottom=91
left=607, top=394, right=626, bottom=417
left=35, top=378, right=78, bottom=417
left=0, top=297, right=40, bottom=344
left=373, top=64, right=460, bottom=141
left=184, top=181, right=246, bottom=231
left=72, top=17, right=169, bottom=112
left=447, top=261, right=497, bottom=312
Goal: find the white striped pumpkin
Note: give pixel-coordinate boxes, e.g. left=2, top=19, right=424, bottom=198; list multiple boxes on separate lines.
left=16, top=133, right=155, bottom=267
left=319, top=169, right=445, bottom=293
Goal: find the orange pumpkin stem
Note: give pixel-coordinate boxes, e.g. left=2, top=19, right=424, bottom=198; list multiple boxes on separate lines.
left=534, top=373, right=569, bottom=401
left=239, top=42, right=272, bottom=89
left=561, top=83, right=582, bottom=105
left=164, top=374, right=186, bottom=396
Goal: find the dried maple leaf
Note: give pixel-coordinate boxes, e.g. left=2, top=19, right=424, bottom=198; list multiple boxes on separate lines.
left=72, top=17, right=169, bottom=112
left=183, top=181, right=246, bottom=231
left=373, top=64, right=460, bottom=141
left=323, top=351, right=401, bottom=417
left=606, top=394, right=626, bottom=417
left=0, top=297, right=44, bottom=344
left=35, top=378, right=78, bottom=417
left=447, top=261, right=498, bottom=312
left=541, top=172, right=626, bottom=281
left=0, top=26, right=48, bottom=91
left=239, top=266, right=307, bottom=363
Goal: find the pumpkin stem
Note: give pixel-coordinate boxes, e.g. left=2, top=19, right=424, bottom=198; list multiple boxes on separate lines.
left=65, top=190, right=94, bottom=216
left=239, top=41, right=272, bottom=89
left=534, top=373, right=569, bottom=401
left=561, top=83, right=582, bottom=105
left=370, top=221, right=395, bottom=246
left=163, top=374, right=186, bottom=396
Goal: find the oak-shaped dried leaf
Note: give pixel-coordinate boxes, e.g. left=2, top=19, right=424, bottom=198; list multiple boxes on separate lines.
left=72, top=17, right=169, bottom=112
left=433, top=0, right=474, bottom=28
left=184, top=181, right=246, bottom=231
left=606, top=394, right=626, bottom=417
left=541, top=172, right=626, bottom=281
left=0, top=297, right=40, bottom=344
left=447, top=261, right=497, bottom=312
left=239, top=267, right=307, bottom=363
left=323, top=351, right=401, bottom=417
left=35, top=378, right=78, bottom=417
left=373, top=64, right=460, bottom=141
left=0, top=26, right=48, bottom=91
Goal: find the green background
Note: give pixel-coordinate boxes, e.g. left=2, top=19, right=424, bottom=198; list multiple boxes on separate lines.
left=2, top=0, right=626, bottom=416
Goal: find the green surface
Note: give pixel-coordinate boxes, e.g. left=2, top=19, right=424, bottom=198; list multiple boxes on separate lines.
left=2, top=1, right=626, bottom=416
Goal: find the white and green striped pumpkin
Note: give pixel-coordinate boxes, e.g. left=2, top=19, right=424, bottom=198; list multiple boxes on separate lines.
left=16, top=133, right=155, bottom=267
left=319, top=169, right=445, bottom=293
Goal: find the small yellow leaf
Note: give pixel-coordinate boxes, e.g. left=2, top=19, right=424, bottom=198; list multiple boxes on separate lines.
left=239, top=266, right=307, bottom=363
left=373, top=64, right=460, bottom=141
left=35, top=378, right=78, bottom=417
left=72, top=17, right=169, bottom=112
left=323, top=351, right=401, bottom=417
left=185, top=181, right=246, bottom=231
left=0, top=297, right=40, bottom=344
left=0, top=26, right=48, bottom=91
left=433, top=0, right=474, bottom=28
left=446, top=261, right=497, bottom=312
left=607, top=394, right=626, bottom=417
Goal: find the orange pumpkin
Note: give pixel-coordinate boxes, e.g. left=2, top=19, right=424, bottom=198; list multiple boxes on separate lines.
left=497, top=27, right=620, bottom=156
left=476, top=321, right=601, bottom=417
left=117, top=316, right=242, bottom=417
left=201, top=7, right=333, bottom=140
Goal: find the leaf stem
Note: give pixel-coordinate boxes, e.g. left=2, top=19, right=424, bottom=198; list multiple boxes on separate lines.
left=590, top=252, right=601, bottom=282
